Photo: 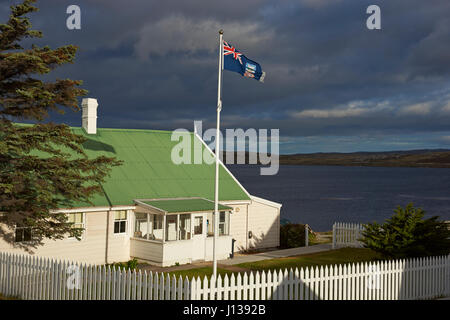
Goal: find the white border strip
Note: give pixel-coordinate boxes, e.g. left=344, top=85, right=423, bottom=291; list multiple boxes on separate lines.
left=52, top=206, right=136, bottom=214
left=133, top=200, right=167, bottom=214
left=250, top=195, right=282, bottom=209
left=194, top=132, right=252, bottom=199
left=218, top=200, right=251, bottom=206
left=134, top=198, right=234, bottom=214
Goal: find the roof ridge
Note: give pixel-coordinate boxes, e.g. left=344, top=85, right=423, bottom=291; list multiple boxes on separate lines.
left=13, top=123, right=193, bottom=134
left=74, top=126, right=192, bottom=134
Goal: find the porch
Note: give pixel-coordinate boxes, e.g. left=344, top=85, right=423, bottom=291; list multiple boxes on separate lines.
left=130, top=198, right=234, bottom=267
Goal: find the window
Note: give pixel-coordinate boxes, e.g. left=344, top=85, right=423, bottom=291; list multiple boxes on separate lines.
left=134, top=213, right=163, bottom=241
left=153, top=215, right=163, bottom=230
left=219, top=211, right=229, bottom=236
left=205, top=211, right=229, bottom=236
left=68, top=213, right=85, bottom=238
left=194, top=217, right=203, bottom=235
left=179, top=214, right=191, bottom=240
left=114, top=211, right=127, bottom=234
left=134, top=212, right=147, bottom=239
left=15, top=227, right=32, bottom=242
left=152, top=215, right=163, bottom=240
left=206, top=212, right=213, bottom=236
left=165, top=215, right=177, bottom=241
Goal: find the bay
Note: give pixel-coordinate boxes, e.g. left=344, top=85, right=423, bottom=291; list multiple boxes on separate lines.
left=228, top=165, right=450, bottom=231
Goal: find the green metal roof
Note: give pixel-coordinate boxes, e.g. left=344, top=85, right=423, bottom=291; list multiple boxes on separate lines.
left=63, top=127, right=250, bottom=207
left=137, top=198, right=232, bottom=213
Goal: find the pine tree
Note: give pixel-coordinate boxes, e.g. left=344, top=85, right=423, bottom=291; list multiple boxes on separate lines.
left=360, top=203, right=450, bottom=258
left=0, top=0, right=122, bottom=249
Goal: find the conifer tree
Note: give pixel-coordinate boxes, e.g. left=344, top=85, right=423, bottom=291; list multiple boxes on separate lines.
left=361, top=203, right=450, bottom=258
left=0, top=0, right=122, bottom=249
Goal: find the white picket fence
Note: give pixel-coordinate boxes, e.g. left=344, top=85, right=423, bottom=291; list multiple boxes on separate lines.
left=1, top=252, right=449, bottom=300
left=332, top=222, right=365, bottom=249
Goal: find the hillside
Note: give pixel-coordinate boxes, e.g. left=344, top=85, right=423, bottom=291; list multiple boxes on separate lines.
left=279, top=149, right=450, bottom=168
left=224, top=149, right=450, bottom=168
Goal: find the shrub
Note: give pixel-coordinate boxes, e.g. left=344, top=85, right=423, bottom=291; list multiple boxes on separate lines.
left=280, top=223, right=307, bottom=248
left=126, top=258, right=139, bottom=270
left=108, top=258, right=139, bottom=271
left=360, top=203, right=450, bottom=259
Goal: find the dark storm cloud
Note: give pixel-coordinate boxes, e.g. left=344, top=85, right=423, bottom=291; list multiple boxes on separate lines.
left=2, top=0, right=450, bottom=152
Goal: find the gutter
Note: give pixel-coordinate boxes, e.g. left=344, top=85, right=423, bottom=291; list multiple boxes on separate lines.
left=101, top=185, right=114, bottom=265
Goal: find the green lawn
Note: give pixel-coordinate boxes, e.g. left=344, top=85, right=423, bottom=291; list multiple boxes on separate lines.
left=165, top=267, right=239, bottom=280
left=163, top=248, right=384, bottom=279
left=237, top=247, right=384, bottom=272
left=309, top=231, right=332, bottom=246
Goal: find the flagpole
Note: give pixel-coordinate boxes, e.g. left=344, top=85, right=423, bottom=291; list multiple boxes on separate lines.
left=213, top=29, right=223, bottom=279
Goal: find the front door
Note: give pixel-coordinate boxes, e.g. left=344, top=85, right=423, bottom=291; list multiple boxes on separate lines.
left=191, top=213, right=206, bottom=261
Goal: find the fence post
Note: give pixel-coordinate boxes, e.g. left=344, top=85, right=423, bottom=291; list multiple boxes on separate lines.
left=6, top=253, right=11, bottom=296
left=446, top=255, right=450, bottom=297
left=305, top=224, right=309, bottom=247
left=332, top=223, right=336, bottom=249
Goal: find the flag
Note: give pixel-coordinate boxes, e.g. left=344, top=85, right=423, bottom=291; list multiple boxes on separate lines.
left=223, top=41, right=265, bottom=82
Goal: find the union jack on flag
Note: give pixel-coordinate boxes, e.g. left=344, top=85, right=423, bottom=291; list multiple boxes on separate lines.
left=224, top=41, right=243, bottom=65
left=223, top=40, right=265, bottom=82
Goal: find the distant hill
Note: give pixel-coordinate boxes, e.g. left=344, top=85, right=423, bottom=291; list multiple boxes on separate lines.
left=223, top=149, right=450, bottom=168
left=280, top=149, right=450, bottom=168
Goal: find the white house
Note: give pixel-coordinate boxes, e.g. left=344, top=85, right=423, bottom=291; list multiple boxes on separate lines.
left=0, top=99, right=281, bottom=267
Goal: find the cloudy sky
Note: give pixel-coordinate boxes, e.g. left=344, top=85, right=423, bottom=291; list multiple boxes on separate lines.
left=2, top=0, right=450, bottom=153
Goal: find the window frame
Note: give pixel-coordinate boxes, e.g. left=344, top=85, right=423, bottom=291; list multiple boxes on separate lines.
left=14, top=226, right=33, bottom=243
left=151, top=214, right=163, bottom=241
left=218, top=211, right=230, bottom=236
left=205, top=211, right=230, bottom=237
left=113, top=210, right=128, bottom=235
left=133, top=213, right=165, bottom=242
left=193, top=216, right=203, bottom=235
left=178, top=214, right=191, bottom=241
left=67, top=212, right=85, bottom=240
left=153, top=214, right=163, bottom=230
left=134, top=212, right=148, bottom=239
left=165, top=214, right=178, bottom=241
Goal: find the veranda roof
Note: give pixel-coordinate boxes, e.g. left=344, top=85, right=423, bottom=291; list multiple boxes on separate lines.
left=135, top=198, right=233, bottom=214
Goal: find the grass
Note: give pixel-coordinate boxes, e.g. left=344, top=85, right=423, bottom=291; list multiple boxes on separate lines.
left=0, top=293, right=19, bottom=300
left=165, top=267, right=240, bottom=280
left=237, top=248, right=384, bottom=272
left=309, top=231, right=332, bottom=245
left=159, top=248, right=384, bottom=279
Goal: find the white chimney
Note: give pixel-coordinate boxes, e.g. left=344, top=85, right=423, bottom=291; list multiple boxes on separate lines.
left=81, top=98, right=98, bottom=134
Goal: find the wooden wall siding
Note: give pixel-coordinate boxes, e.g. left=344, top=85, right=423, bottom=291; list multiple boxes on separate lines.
left=0, top=199, right=281, bottom=265
left=0, top=211, right=130, bottom=265
left=229, top=200, right=280, bottom=251
left=1, top=252, right=449, bottom=300
left=162, top=240, right=195, bottom=266
left=130, top=237, right=233, bottom=267
left=248, top=200, right=280, bottom=249
left=204, top=236, right=233, bottom=261
left=228, top=204, right=249, bottom=251
left=130, top=239, right=163, bottom=265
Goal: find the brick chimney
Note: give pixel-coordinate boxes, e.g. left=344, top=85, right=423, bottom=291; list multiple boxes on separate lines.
left=81, top=98, right=98, bottom=134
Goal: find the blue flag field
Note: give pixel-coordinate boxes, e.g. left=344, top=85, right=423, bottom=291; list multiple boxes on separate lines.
left=223, top=40, right=265, bottom=82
